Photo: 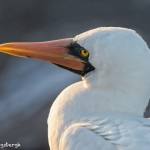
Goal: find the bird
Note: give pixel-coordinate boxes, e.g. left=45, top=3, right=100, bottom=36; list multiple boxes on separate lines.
left=0, top=27, right=150, bottom=150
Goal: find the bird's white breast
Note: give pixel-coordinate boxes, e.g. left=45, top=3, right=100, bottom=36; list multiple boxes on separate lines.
left=48, top=80, right=150, bottom=150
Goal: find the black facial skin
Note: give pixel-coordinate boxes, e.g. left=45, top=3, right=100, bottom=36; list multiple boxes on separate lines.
left=54, top=42, right=95, bottom=76
left=69, top=42, right=89, bottom=61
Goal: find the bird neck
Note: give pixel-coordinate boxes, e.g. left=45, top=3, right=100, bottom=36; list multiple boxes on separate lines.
left=82, top=66, right=150, bottom=117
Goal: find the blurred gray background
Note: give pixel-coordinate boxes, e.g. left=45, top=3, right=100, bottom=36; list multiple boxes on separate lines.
left=0, top=0, right=150, bottom=150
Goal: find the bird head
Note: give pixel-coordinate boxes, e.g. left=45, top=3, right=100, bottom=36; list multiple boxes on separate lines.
left=72, top=27, right=150, bottom=89
left=0, top=27, right=150, bottom=88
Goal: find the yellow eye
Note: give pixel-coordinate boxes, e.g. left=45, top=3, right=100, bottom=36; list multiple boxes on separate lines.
left=80, top=49, right=89, bottom=57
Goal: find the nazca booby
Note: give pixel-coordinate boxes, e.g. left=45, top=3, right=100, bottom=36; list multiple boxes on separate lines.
left=0, top=27, right=150, bottom=150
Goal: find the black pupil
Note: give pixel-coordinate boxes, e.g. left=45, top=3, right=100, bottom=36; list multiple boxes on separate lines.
left=84, top=50, right=86, bottom=53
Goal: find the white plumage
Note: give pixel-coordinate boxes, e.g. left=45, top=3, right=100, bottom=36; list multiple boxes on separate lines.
left=48, top=27, right=150, bottom=150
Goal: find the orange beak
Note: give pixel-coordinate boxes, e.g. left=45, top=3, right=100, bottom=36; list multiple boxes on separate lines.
left=0, top=38, right=95, bottom=76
